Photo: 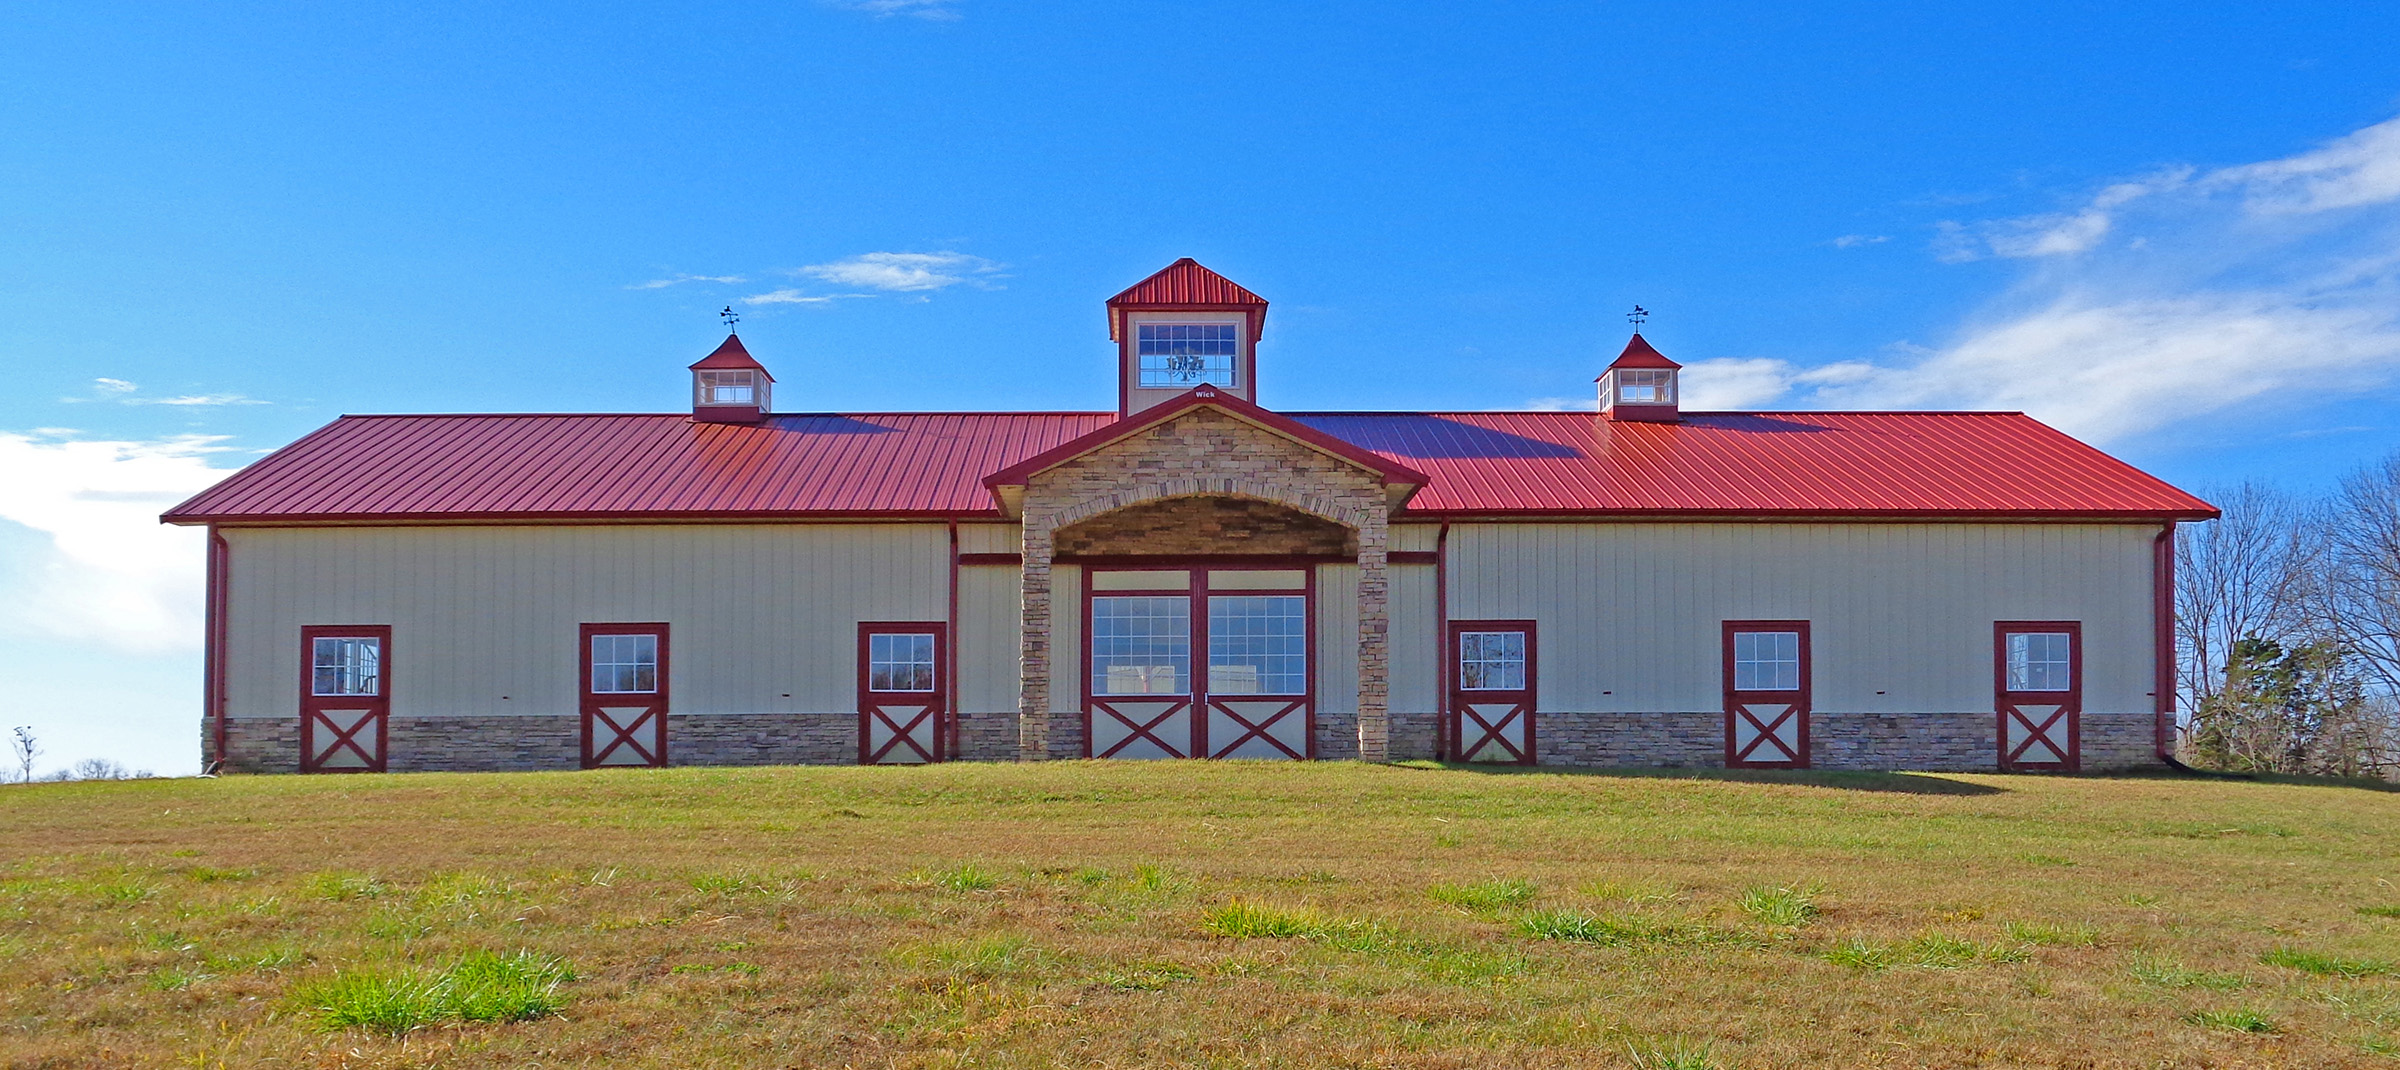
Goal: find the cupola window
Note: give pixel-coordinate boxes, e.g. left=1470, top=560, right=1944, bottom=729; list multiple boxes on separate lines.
left=1613, top=368, right=1676, bottom=405
left=696, top=370, right=759, bottom=407
left=1136, top=323, right=1239, bottom=389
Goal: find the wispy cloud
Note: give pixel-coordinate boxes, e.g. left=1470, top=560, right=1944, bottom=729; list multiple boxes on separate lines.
left=797, top=251, right=1004, bottom=292
left=742, top=289, right=849, bottom=306
left=827, top=0, right=962, bottom=20
left=0, top=431, right=240, bottom=652
left=62, top=379, right=266, bottom=407
left=627, top=273, right=747, bottom=290
left=1828, top=234, right=1889, bottom=249
left=1720, top=114, right=2400, bottom=443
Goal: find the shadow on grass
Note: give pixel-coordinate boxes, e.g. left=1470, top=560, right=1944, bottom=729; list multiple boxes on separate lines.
left=2092, top=769, right=2400, bottom=793
left=1390, top=762, right=2007, bottom=796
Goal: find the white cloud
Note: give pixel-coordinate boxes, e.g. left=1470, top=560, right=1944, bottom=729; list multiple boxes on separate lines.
left=1729, top=114, right=2400, bottom=443
left=1828, top=234, right=1889, bottom=249
left=829, top=0, right=962, bottom=20
left=797, top=251, right=1003, bottom=292
left=0, top=432, right=242, bottom=653
left=742, top=289, right=851, bottom=306
left=628, top=273, right=746, bottom=290
left=64, top=379, right=265, bottom=406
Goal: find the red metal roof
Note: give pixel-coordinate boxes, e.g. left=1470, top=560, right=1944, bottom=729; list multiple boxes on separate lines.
left=1106, top=258, right=1269, bottom=340
left=688, top=334, right=773, bottom=377
left=984, top=385, right=1428, bottom=491
left=164, top=408, right=2214, bottom=524
left=1604, top=333, right=1682, bottom=371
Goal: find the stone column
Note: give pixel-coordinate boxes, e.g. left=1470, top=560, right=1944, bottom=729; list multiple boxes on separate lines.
left=1017, top=517, right=1055, bottom=761
left=1355, top=506, right=1391, bottom=762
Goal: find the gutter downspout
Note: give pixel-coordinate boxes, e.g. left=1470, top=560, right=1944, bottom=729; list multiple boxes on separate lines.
left=2153, top=521, right=2190, bottom=771
left=206, top=527, right=229, bottom=774
left=1434, top=521, right=1450, bottom=760
left=947, top=519, right=962, bottom=761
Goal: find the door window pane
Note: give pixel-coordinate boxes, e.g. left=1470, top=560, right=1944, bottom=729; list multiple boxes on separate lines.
left=869, top=632, right=937, bottom=692
left=1459, top=631, right=1527, bottom=691
left=1732, top=631, right=1802, bottom=691
left=2006, top=632, right=2073, bottom=691
left=1092, top=596, right=1191, bottom=695
left=311, top=637, right=381, bottom=696
left=1208, top=595, right=1307, bottom=694
left=590, top=634, right=660, bottom=694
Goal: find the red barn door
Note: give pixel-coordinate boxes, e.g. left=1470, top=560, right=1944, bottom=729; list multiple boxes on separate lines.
left=1997, top=622, right=2080, bottom=772
left=1724, top=621, right=1811, bottom=768
left=1448, top=621, right=1536, bottom=764
left=581, top=623, right=669, bottom=769
left=859, top=623, right=947, bottom=764
left=300, top=626, right=389, bottom=773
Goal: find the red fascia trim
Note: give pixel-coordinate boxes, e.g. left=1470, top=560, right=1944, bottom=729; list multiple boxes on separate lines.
left=1387, top=551, right=1440, bottom=565
left=981, top=386, right=1431, bottom=491
left=205, top=528, right=228, bottom=772
left=959, top=552, right=1023, bottom=566
left=2153, top=522, right=2177, bottom=763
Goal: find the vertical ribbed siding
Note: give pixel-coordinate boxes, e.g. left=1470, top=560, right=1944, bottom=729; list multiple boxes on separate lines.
left=957, top=562, right=1022, bottom=716
left=1315, top=564, right=1361, bottom=715
left=222, top=524, right=951, bottom=722
left=1443, top=522, right=2155, bottom=716
left=1387, top=561, right=1440, bottom=716
left=1049, top=565, right=1082, bottom=716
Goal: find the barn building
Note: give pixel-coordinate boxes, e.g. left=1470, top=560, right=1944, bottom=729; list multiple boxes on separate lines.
left=164, top=259, right=2216, bottom=775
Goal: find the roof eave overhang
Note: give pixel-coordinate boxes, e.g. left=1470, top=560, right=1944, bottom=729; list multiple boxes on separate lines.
left=980, top=385, right=1428, bottom=519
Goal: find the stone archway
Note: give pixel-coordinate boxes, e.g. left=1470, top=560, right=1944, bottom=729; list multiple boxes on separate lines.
left=1011, top=408, right=1394, bottom=763
left=1053, top=493, right=1359, bottom=558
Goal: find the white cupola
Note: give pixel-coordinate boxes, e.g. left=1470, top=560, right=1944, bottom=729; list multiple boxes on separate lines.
left=1597, top=332, right=1682, bottom=423
left=689, top=333, right=774, bottom=424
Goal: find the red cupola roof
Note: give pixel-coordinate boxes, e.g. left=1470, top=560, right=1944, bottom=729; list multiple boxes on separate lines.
left=688, top=334, right=775, bottom=380
left=1602, top=332, right=1681, bottom=373
left=1106, top=258, right=1268, bottom=341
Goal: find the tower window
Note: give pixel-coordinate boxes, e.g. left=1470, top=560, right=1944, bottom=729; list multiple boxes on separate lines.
left=1615, top=369, right=1675, bottom=405
left=1137, top=323, right=1238, bottom=388
left=696, top=370, right=757, bottom=406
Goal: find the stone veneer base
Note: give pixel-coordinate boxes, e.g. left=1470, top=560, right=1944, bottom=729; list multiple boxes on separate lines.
left=213, top=708, right=2163, bottom=773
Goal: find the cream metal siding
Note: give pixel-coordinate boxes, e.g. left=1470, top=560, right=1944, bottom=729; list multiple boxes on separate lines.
left=957, top=563, right=1021, bottom=715
left=1389, top=562, right=1441, bottom=715
left=1050, top=564, right=1082, bottom=714
left=1444, top=522, right=2158, bottom=717
left=223, top=524, right=950, bottom=721
left=1390, top=524, right=1440, bottom=553
left=1315, top=564, right=1359, bottom=714
left=959, top=523, right=1020, bottom=556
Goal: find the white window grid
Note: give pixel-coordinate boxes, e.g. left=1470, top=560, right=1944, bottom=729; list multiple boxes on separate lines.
left=1136, top=323, right=1238, bottom=389
left=1092, top=596, right=1192, bottom=695
left=590, top=634, right=660, bottom=694
left=1615, top=368, right=1676, bottom=405
left=1458, top=631, right=1527, bottom=691
left=2007, top=632, right=2073, bottom=692
left=1733, top=631, right=1802, bottom=691
left=1207, top=595, right=1307, bottom=695
left=869, top=632, right=937, bottom=692
left=311, top=637, right=382, bottom=697
left=696, top=370, right=757, bottom=405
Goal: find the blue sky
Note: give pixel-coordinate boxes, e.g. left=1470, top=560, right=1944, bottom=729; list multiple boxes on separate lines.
left=4, top=1, right=2399, bottom=774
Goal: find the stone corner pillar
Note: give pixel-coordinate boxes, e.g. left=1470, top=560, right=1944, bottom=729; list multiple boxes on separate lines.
left=1355, top=510, right=1391, bottom=762
left=1017, top=519, right=1055, bottom=761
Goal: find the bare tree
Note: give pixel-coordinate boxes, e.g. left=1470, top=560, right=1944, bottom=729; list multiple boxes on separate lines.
left=2320, top=455, right=2400, bottom=699
left=2177, top=483, right=2318, bottom=712
left=9, top=727, right=37, bottom=785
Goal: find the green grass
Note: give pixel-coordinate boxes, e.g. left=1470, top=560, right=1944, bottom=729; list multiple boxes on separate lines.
left=2185, top=1008, right=2280, bottom=1034
left=287, top=950, right=572, bottom=1034
left=1429, top=877, right=1537, bottom=911
left=1738, top=884, right=1818, bottom=927
left=2262, top=946, right=2395, bottom=979
left=1201, top=899, right=1334, bottom=938
left=2361, top=904, right=2400, bottom=920
left=4, top=762, right=2399, bottom=1067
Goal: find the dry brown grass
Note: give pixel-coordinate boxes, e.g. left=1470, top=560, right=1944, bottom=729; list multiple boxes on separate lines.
left=2, top=761, right=2397, bottom=1068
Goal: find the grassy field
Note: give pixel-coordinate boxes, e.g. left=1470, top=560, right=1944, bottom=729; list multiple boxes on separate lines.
left=3, top=762, right=2398, bottom=1068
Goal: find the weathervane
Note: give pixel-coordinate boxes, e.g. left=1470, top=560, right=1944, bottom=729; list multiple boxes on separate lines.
left=1627, top=305, right=1650, bottom=330
left=720, top=306, right=741, bottom=334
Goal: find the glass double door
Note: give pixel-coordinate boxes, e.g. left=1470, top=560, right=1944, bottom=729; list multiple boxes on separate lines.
left=1085, top=566, right=1313, bottom=760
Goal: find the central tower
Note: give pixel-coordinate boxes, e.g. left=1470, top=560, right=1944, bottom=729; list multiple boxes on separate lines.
left=1106, top=258, right=1269, bottom=417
